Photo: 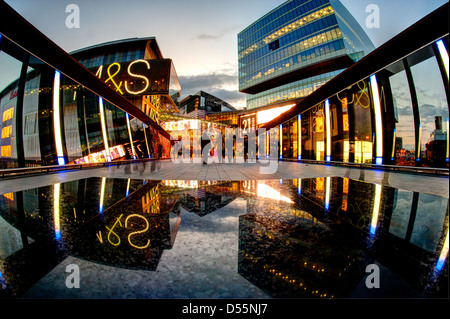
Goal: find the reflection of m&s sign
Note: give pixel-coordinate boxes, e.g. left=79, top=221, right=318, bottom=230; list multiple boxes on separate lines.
left=96, top=185, right=161, bottom=249
left=94, top=59, right=171, bottom=96
left=97, top=213, right=151, bottom=250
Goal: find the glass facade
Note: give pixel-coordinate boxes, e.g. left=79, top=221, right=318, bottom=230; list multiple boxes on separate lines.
left=246, top=69, right=343, bottom=109
left=0, top=34, right=176, bottom=168
left=278, top=36, right=449, bottom=169
left=238, top=0, right=375, bottom=109
left=179, top=91, right=236, bottom=115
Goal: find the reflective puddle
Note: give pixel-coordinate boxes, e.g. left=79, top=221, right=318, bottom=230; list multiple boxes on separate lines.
left=0, top=177, right=448, bottom=298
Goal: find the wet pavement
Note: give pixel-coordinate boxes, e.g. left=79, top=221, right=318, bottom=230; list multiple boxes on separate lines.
left=0, top=174, right=448, bottom=299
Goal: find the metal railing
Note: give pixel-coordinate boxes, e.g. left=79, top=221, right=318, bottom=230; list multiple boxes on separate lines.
left=281, top=158, right=449, bottom=176
left=0, top=158, right=169, bottom=180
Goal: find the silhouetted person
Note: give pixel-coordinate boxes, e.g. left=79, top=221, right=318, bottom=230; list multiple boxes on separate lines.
left=201, top=134, right=211, bottom=165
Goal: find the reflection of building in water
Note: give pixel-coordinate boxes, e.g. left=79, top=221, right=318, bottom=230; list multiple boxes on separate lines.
left=238, top=178, right=449, bottom=297
left=177, top=181, right=239, bottom=217
left=238, top=214, right=365, bottom=298
left=0, top=177, right=448, bottom=298
left=238, top=187, right=366, bottom=298
left=68, top=179, right=182, bottom=271
left=0, top=177, right=182, bottom=296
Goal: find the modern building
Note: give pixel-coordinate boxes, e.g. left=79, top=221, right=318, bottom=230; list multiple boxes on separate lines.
left=0, top=5, right=180, bottom=169
left=178, top=91, right=236, bottom=116
left=259, top=3, right=448, bottom=168
left=238, top=0, right=375, bottom=110
left=69, top=38, right=181, bottom=162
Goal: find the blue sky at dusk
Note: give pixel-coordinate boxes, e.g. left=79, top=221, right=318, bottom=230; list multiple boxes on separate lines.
left=4, top=0, right=448, bottom=109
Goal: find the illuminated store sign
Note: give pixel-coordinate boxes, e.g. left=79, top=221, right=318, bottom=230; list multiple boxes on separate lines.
left=94, top=59, right=174, bottom=96
left=256, top=104, right=295, bottom=125
left=161, top=119, right=199, bottom=131
left=240, top=113, right=256, bottom=137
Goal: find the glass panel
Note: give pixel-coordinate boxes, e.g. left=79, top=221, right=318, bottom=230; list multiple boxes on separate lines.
left=281, top=118, right=296, bottom=158
left=300, top=109, right=312, bottom=159
left=328, top=96, right=344, bottom=161
left=351, top=80, right=373, bottom=163
left=389, top=66, right=416, bottom=166
left=389, top=190, right=413, bottom=239
left=410, top=51, right=449, bottom=168
left=61, top=76, right=83, bottom=162
left=312, top=103, right=325, bottom=160
left=27, top=56, right=57, bottom=166
left=23, top=66, right=41, bottom=165
left=82, top=90, right=104, bottom=155
left=411, top=193, right=448, bottom=253
left=104, top=100, right=129, bottom=160
left=0, top=51, right=23, bottom=168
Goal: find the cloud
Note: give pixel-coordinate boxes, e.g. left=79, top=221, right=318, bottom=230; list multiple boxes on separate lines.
left=192, top=25, right=243, bottom=41
left=179, top=72, right=246, bottom=108
left=195, top=34, right=223, bottom=40
left=179, top=73, right=236, bottom=90
left=396, top=105, right=413, bottom=116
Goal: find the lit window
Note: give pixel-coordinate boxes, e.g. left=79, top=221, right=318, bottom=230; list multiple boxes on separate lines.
left=2, top=107, right=14, bottom=122
left=1, top=145, right=11, bottom=157
left=1, top=125, right=12, bottom=138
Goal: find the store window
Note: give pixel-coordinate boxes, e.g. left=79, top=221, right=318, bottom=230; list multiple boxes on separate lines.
left=300, top=109, right=312, bottom=159
left=312, top=103, right=325, bottom=161
left=351, top=80, right=373, bottom=163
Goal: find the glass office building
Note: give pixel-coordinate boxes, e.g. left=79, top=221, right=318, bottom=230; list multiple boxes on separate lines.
left=238, top=0, right=375, bottom=109
left=269, top=5, right=449, bottom=169
left=178, top=91, right=236, bottom=116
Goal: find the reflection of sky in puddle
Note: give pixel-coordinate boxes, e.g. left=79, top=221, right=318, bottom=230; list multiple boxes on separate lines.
left=0, top=177, right=448, bottom=299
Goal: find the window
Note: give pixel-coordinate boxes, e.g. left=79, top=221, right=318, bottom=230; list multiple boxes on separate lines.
left=388, top=62, right=416, bottom=166
left=0, top=50, right=23, bottom=167
left=269, top=39, right=280, bottom=51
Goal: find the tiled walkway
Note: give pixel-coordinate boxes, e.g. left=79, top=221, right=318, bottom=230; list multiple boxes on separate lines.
left=1, top=160, right=448, bottom=198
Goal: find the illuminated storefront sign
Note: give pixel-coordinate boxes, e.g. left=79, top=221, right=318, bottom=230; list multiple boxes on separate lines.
left=94, top=59, right=175, bottom=97
left=74, top=144, right=125, bottom=164
left=256, top=104, right=295, bottom=125
left=240, top=113, right=256, bottom=137
left=164, top=180, right=199, bottom=189
left=161, top=119, right=199, bottom=131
